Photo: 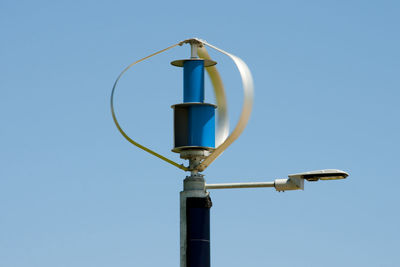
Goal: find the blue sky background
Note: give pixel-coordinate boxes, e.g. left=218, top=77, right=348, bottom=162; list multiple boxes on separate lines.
left=1, top=1, right=399, bottom=266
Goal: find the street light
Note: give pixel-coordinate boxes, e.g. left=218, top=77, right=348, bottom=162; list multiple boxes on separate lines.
left=110, top=38, right=349, bottom=267
left=291, top=169, right=349, bottom=181
left=206, top=169, right=349, bottom=192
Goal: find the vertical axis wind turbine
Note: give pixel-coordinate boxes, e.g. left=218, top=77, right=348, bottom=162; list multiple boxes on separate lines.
left=110, top=38, right=349, bottom=267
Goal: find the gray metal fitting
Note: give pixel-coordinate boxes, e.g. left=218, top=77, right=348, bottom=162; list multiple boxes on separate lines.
left=183, top=174, right=206, bottom=191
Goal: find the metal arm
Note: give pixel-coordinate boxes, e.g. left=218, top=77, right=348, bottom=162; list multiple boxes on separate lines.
left=204, top=169, right=348, bottom=192
left=206, top=177, right=304, bottom=192
left=205, top=181, right=274, bottom=189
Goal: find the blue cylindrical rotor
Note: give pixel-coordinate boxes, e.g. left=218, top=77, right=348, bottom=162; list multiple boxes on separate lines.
left=171, top=59, right=217, bottom=153
left=184, top=60, right=205, bottom=103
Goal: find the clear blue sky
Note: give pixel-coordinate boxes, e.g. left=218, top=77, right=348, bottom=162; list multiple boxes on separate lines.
left=1, top=1, right=399, bottom=266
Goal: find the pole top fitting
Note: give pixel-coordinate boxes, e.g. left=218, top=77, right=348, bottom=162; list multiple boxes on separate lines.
left=184, top=173, right=206, bottom=191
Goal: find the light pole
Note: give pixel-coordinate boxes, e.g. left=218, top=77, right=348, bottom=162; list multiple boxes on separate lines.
left=110, top=38, right=349, bottom=267
left=179, top=169, right=348, bottom=267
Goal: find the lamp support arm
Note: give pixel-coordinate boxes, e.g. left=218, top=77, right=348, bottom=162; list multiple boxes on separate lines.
left=205, top=177, right=304, bottom=192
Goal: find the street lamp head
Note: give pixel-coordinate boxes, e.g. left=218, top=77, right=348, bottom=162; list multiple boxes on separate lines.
left=288, top=169, right=349, bottom=182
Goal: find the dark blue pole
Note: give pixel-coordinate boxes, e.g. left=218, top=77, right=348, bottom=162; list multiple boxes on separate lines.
left=186, top=197, right=212, bottom=267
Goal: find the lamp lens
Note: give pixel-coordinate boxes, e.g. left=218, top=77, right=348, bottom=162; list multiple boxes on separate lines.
left=320, top=175, right=346, bottom=181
